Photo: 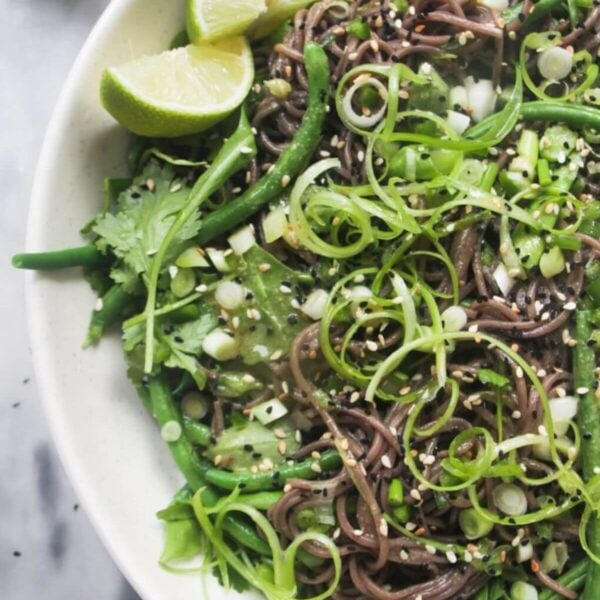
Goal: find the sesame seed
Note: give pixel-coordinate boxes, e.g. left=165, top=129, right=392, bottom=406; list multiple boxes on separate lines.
left=564, top=301, right=577, bottom=311
left=353, top=528, right=364, bottom=536
left=538, top=425, right=548, bottom=437
left=399, top=549, right=409, bottom=560
left=258, top=263, right=271, bottom=273
left=281, top=175, right=291, bottom=188
left=577, top=386, right=590, bottom=395
left=350, top=391, right=361, bottom=403
left=270, top=350, right=283, bottom=361
left=283, top=483, right=292, bottom=493
left=295, top=430, right=302, bottom=443
left=195, top=284, right=208, bottom=293
left=516, top=367, right=524, bottom=378
left=379, top=519, right=389, bottom=537
left=339, top=437, right=349, bottom=451
left=357, top=150, right=365, bottom=162
left=213, top=454, right=223, bottom=466
left=242, top=374, right=256, bottom=383
left=468, top=324, right=479, bottom=333
left=366, top=340, right=378, bottom=352
left=381, top=454, right=392, bottom=468
left=345, top=458, right=357, bottom=468
left=446, top=550, right=458, bottom=564
left=348, top=52, right=358, bottom=61
left=240, top=146, right=253, bottom=155
left=274, top=428, right=287, bottom=439
left=278, top=441, right=287, bottom=455
left=512, top=410, right=522, bottom=419
left=94, top=298, right=104, bottom=311
left=425, top=545, right=436, bottom=555
left=410, top=489, right=422, bottom=501
left=232, top=316, right=240, bottom=329
left=405, top=521, right=416, bottom=531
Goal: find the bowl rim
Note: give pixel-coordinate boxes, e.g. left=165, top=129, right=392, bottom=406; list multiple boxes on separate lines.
left=25, top=1, right=154, bottom=597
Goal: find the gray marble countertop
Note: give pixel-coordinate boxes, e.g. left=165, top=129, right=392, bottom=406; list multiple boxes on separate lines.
left=0, top=1, right=140, bottom=598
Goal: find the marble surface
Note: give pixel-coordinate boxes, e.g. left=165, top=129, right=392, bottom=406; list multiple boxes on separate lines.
left=0, top=1, right=141, bottom=598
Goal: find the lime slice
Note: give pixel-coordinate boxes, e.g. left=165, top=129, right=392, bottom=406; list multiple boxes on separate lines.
left=100, top=37, right=254, bottom=138
left=249, top=0, right=317, bottom=40
left=186, top=0, right=267, bottom=42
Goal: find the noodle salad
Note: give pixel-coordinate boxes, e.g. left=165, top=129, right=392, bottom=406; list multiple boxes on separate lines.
left=14, top=1, right=600, bottom=598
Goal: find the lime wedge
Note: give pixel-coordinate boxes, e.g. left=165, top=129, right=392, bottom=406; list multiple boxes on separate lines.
left=186, top=0, right=267, bottom=42
left=249, top=0, right=317, bottom=40
left=100, top=37, right=254, bottom=138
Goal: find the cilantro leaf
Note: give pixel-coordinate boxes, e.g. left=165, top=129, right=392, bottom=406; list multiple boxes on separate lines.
left=93, top=161, right=201, bottom=278
left=478, top=369, right=510, bottom=390
left=211, top=564, right=251, bottom=593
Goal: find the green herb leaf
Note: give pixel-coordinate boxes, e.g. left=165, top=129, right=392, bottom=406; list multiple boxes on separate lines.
left=93, top=162, right=201, bottom=278
left=478, top=369, right=511, bottom=391
left=160, top=518, right=203, bottom=565
left=204, top=420, right=299, bottom=471
left=228, top=246, right=311, bottom=365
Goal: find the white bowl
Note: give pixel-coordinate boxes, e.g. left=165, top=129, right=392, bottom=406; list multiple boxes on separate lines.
left=25, top=1, right=259, bottom=598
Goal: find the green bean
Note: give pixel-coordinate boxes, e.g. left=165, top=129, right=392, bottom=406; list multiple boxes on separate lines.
left=205, top=449, right=342, bottom=492
left=149, top=376, right=212, bottom=492
left=83, top=284, right=132, bottom=347
left=182, top=417, right=212, bottom=446
left=195, top=42, right=330, bottom=246
left=468, top=102, right=600, bottom=140
left=539, top=559, right=588, bottom=600
left=12, top=244, right=105, bottom=270
left=574, top=311, right=600, bottom=599
left=521, top=102, right=600, bottom=129
left=148, top=377, right=271, bottom=555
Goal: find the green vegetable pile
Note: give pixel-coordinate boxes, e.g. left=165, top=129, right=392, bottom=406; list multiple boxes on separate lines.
left=13, top=0, right=600, bottom=598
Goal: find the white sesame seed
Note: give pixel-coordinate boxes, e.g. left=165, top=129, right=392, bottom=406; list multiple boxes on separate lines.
left=281, top=175, right=291, bottom=188
left=195, top=284, right=208, bottom=293
left=295, top=430, right=302, bottom=443
left=348, top=52, right=358, bottom=61
left=538, top=425, right=548, bottom=437
left=410, top=489, right=422, bottom=501
left=350, top=391, right=361, bottom=403
left=366, top=340, right=378, bottom=352
left=283, top=483, right=292, bottom=492
left=94, top=298, right=104, bottom=311
left=240, top=146, right=253, bottom=155
left=446, top=550, right=458, bottom=564
left=568, top=446, right=577, bottom=460
left=258, top=262, right=271, bottom=272
left=357, top=150, right=365, bottom=162
left=468, top=324, right=479, bottom=333
left=379, top=519, right=388, bottom=536
left=425, top=545, right=436, bottom=555
left=405, top=522, right=416, bottom=532
left=381, top=454, right=392, bottom=469
left=278, top=441, right=287, bottom=455
left=512, top=410, right=522, bottom=419
left=516, top=367, right=524, bottom=378
left=270, top=350, right=283, bottom=361
left=310, top=463, right=323, bottom=473
left=353, top=528, right=364, bottom=536
left=213, top=454, right=223, bottom=466
left=564, top=301, right=577, bottom=311
left=399, top=549, right=409, bottom=560
left=577, top=386, right=590, bottom=395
